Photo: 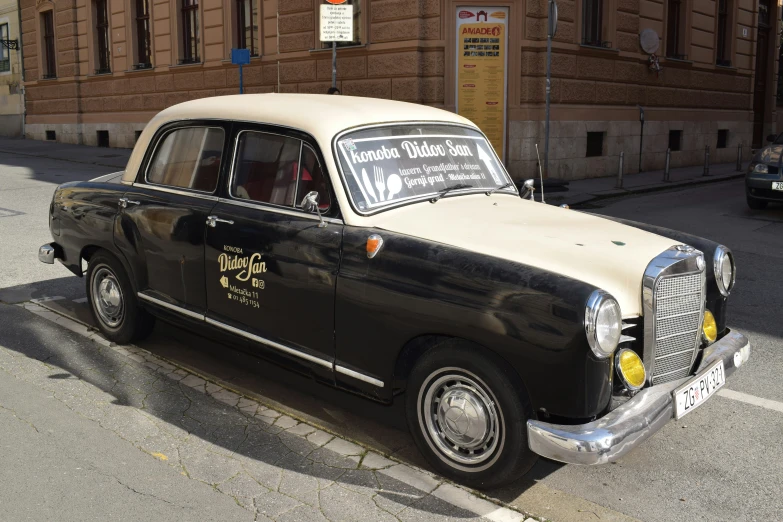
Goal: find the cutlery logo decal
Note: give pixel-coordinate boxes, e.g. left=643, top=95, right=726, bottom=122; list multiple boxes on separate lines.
left=362, top=167, right=402, bottom=204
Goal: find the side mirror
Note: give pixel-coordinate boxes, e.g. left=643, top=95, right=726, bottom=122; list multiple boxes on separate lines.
left=300, top=191, right=327, bottom=228
left=767, top=134, right=776, bottom=143
left=519, top=179, right=536, bottom=201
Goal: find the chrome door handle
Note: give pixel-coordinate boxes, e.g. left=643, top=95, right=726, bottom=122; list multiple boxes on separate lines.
left=119, top=197, right=140, bottom=209
left=206, top=215, right=234, bottom=228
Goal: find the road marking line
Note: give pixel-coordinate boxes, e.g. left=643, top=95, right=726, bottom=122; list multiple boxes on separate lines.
left=73, top=297, right=88, bottom=304
left=718, top=388, right=783, bottom=414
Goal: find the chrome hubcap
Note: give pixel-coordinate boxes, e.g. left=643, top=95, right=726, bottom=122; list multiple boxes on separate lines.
left=92, top=266, right=124, bottom=328
left=419, top=369, right=503, bottom=469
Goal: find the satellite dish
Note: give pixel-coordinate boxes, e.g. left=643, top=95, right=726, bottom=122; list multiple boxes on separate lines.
left=639, top=29, right=659, bottom=54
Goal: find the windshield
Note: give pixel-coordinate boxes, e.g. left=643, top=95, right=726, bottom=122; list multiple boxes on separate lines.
left=334, top=124, right=515, bottom=214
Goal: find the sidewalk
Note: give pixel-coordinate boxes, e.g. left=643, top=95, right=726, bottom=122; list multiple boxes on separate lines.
left=545, top=161, right=747, bottom=207
left=0, top=137, right=132, bottom=170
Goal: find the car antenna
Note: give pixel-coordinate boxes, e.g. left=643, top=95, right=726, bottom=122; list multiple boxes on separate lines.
left=534, top=143, right=546, bottom=204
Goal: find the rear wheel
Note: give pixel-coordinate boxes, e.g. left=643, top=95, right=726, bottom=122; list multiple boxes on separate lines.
left=405, top=340, right=537, bottom=489
left=86, top=250, right=154, bottom=344
left=747, top=196, right=768, bottom=210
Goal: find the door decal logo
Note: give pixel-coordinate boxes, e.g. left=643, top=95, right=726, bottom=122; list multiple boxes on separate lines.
left=218, top=245, right=267, bottom=309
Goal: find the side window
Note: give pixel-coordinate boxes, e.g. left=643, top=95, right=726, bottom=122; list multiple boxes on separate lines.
left=296, top=145, right=331, bottom=210
left=231, top=132, right=301, bottom=207
left=147, top=127, right=224, bottom=192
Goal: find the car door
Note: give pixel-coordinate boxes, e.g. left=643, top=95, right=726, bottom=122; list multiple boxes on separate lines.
left=204, top=125, right=343, bottom=371
left=116, top=121, right=231, bottom=317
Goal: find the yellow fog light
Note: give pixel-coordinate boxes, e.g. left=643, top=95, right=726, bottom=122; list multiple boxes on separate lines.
left=615, top=349, right=646, bottom=391
left=702, top=309, right=717, bottom=344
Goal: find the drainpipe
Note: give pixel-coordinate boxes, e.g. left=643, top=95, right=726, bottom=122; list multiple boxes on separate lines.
left=16, top=3, right=25, bottom=138
left=638, top=105, right=645, bottom=173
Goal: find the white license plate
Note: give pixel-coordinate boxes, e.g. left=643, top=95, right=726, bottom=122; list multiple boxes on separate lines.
left=673, top=360, right=725, bottom=419
left=772, top=182, right=783, bottom=191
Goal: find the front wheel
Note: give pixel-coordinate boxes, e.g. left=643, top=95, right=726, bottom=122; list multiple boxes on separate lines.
left=86, top=250, right=155, bottom=344
left=405, top=340, right=537, bottom=489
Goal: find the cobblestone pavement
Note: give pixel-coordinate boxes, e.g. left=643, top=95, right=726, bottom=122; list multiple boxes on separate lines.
left=0, top=300, right=538, bottom=522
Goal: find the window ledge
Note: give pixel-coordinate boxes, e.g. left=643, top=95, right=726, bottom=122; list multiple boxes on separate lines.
left=125, top=66, right=155, bottom=73
left=578, top=44, right=619, bottom=54
left=308, top=43, right=367, bottom=53
left=169, top=61, right=203, bottom=69
left=715, top=64, right=737, bottom=71
left=664, top=56, right=692, bottom=64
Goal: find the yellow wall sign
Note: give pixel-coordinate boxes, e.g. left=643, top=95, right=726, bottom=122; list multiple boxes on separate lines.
left=456, top=7, right=509, bottom=160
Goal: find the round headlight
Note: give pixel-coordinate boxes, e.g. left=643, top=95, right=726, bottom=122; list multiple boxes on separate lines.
left=702, top=309, right=717, bottom=344
left=714, top=245, right=735, bottom=296
left=615, top=348, right=646, bottom=390
left=585, top=290, right=622, bottom=359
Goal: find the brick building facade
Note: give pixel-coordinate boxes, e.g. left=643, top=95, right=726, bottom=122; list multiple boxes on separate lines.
left=19, top=0, right=780, bottom=179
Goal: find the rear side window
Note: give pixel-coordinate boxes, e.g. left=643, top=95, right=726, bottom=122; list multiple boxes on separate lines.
left=147, top=127, right=225, bottom=192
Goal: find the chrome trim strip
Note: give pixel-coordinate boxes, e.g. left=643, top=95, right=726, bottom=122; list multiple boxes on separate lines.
left=217, top=198, right=344, bottom=224
left=335, top=365, right=385, bottom=388
left=204, top=317, right=333, bottom=370
left=130, top=182, right=219, bottom=201
left=527, top=330, right=749, bottom=465
left=137, top=292, right=206, bottom=321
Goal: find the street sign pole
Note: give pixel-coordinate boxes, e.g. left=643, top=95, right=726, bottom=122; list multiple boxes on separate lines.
left=332, top=41, right=337, bottom=89
left=544, top=0, right=557, bottom=179
left=239, top=63, right=244, bottom=94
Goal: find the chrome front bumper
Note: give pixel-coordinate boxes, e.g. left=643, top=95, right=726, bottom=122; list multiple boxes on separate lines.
left=38, top=243, right=61, bottom=264
left=527, top=330, right=750, bottom=465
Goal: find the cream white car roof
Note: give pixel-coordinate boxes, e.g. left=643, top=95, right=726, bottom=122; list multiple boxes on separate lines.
left=122, top=94, right=477, bottom=191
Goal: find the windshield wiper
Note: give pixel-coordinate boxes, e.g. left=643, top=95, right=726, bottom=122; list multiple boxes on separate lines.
left=429, top=183, right=474, bottom=203
left=485, top=181, right=515, bottom=196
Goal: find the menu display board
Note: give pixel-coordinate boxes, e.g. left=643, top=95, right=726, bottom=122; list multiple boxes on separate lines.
left=455, top=7, right=509, bottom=160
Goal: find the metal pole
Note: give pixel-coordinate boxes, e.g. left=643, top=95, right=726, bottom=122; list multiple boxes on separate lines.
left=703, top=145, right=710, bottom=176
left=239, top=64, right=244, bottom=94
left=638, top=120, right=644, bottom=173
left=544, top=0, right=553, bottom=179
left=736, top=143, right=742, bottom=171
left=664, top=148, right=671, bottom=181
left=332, top=41, right=337, bottom=89
left=616, top=151, right=624, bottom=188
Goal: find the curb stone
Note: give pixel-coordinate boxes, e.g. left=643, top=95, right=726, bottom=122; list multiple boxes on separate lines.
left=22, top=298, right=548, bottom=522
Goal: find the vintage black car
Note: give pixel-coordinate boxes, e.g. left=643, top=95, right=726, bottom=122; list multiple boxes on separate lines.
left=39, top=95, right=749, bottom=489
left=746, top=133, right=783, bottom=209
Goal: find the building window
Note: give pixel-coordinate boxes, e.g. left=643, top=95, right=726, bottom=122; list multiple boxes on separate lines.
left=320, top=0, right=362, bottom=49
left=95, top=0, right=111, bottom=74
left=134, top=0, right=152, bottom=69
left=46, top=130, right=56, bottom=140
left=669, top=130, right=682, bottom=151
left=717, top=129, right=728, bottom=148
left=582, top=0, right=610, bottom=47
left=180, top=0, right=200, bottom=64
left=0, top=23, right=9, bottom=73
left=236, top=0, right=259, bottom=56
left=716, top=0, right=731, bottom=66
left=97, top=130, right=110, bottom=147
left=666, top=0, right=687, bottom=59
left=41, top=11, right=56, bottom=79
left=586, top=132, right=604, bottom=157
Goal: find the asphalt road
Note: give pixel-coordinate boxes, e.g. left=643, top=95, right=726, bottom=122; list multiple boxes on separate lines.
left=1, top=146, right=781, bottom=522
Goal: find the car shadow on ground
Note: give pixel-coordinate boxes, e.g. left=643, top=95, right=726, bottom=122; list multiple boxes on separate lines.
left=0, top=301, right=501, bottom=519
left=0, top=276, right=563, bottom=504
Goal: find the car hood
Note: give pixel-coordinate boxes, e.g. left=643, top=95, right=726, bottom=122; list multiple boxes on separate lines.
left=363, top=194, right=679, bottom=317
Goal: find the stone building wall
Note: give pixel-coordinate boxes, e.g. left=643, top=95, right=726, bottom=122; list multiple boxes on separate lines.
left=18, top=0, right=774, bottom=180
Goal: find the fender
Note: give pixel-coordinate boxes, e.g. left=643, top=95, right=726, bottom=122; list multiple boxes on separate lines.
left=334, top=227, right=609, bottom=420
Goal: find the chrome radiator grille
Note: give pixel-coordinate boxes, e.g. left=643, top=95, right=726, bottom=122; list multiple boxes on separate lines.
left=651, top=272, right=704, bottom=384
